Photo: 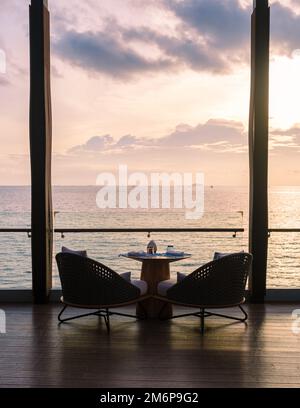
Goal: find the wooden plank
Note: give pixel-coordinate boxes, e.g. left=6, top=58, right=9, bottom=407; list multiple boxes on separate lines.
left=0, top=304, right=300, bottom=388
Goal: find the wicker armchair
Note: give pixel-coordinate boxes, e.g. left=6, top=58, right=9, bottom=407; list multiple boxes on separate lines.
left=56, top=253, right=149, bottom=332
left=155, top=252, right=252, bottom=333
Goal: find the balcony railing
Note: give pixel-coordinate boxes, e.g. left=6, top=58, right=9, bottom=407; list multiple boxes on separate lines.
left=0, top=227, right=245, bottom=237
left=1, top=227, right=300, bottom=289
left=3, top=227, right=300, bottom=235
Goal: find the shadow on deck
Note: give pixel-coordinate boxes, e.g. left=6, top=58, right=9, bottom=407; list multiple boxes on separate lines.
left=0, top=303, right=299, bottom=388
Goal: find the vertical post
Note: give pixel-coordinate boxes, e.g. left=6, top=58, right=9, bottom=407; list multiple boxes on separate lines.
left=29, top=0, right=53, bottom=303
left=249, top=0, right=270, bottom=302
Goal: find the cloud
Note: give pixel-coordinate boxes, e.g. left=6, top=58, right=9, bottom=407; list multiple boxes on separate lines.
left=271, top=2, right=300, bottom=54
left=267, top=123, right=300, bottom=155
left=51, top=65, right=63, bottom=79
left=67, top=120, right=300, bottom=160
left=0, top=77, right=9, bottom=86
left=69, top=135, right=114, bottom=153
left=270, top=124, right=300, bottom=151
left=123, top=27, right=228, bottom=73
left=67, top=119, right=247, bottom=155
left=159, top=119, right=246, bottom=146
left=116, top=135, right=143, bottom=147
left=54, top=29, right=173, bottom=79
left=52, top=0, right=300, bottom=79
left=56, top=117, right=250, bottom=184
left=165, top=0, right=250, bottom=50
left=166, top=0, right=300, bottom=57
left=271, top=125, right=300, bottom=137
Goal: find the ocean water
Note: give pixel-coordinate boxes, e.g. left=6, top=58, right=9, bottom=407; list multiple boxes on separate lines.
left=0, top=185, right=300, bottom=289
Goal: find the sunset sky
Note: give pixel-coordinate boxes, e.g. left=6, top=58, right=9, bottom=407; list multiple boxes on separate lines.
left=1, top=0, right=300, bottom=185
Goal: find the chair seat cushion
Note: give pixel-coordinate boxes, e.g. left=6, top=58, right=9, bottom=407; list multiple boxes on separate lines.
left=177, top=272, right=187, bottom=282
left=157, top=279, right=176, bottom=296
left=213, top=250, right=244, bottom=261
left=120, top=271, right=131, bottom=282
left=62, top=246, right=88, bottom=257
left=131, top=280, right=148, bottom=296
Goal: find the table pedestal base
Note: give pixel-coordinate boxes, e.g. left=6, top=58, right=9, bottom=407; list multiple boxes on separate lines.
left=136, top=260, right=173, bottom=319
left=137, top=298, right=172, bottom=320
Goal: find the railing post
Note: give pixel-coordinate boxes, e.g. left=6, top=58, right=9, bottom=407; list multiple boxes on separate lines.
left=248, top=0, right=270, bottom=302
left=29, top=0, right=53, bottom=303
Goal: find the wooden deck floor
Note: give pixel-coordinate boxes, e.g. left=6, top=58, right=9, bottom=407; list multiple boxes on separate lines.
left=0, top=303, right=299, bottom=388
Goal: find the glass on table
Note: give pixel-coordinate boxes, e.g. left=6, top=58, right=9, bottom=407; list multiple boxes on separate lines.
left=166, top=245, right=175, bottom=254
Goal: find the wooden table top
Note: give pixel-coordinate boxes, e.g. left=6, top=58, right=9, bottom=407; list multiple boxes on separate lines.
left=120, top=253, right=192, bottom=262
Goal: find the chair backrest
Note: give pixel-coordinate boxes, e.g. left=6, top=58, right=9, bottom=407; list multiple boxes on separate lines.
left=167, top=252, right=253, bottom=307
left=56, top=253, right=140, bottom=307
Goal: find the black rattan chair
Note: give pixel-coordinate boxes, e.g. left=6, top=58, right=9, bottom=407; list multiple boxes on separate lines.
left=155, top=252, right=252, bottom=333
left=56, top=252, right=149, bottom=332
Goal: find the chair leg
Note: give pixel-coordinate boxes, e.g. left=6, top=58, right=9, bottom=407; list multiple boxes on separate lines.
left=104, top=308, right=110, bottom=333
left=205, top=305, right=248, bottom=322
left=200, top=308, right=205, bottom=334
left=109, top=310, right=143, bottom=319
left=158, top=304, right=247, bottom=334
left=58, top=302, right=148, bottom=331
left=238, top=304, right=248, bottom=322
left=58, top=304, right=68, bottom=323
left=58, top=305, right=106, bottom=324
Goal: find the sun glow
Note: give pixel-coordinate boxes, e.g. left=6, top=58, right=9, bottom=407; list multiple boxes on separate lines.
left=270, top=51, right=300, bottom=129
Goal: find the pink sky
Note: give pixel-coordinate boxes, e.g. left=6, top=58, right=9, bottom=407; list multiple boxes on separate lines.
left=1, top=0, right=300, bottom=185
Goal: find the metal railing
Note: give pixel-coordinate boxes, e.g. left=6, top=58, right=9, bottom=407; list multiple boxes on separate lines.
left=1, top=227, right=300, bottom=292
left=268, top=228, right=300, bottom=233
left=2, top=227, right=300, bottom=235
left=2, top=227, right=300, bottom=241
left=0, top=227, right=245, bottom=238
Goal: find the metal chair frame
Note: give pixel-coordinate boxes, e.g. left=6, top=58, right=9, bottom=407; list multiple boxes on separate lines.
left=56, top=253, right=149, bottom=332
left=58, top=300, right=148, bottom=333
left=156, top=253, right=252, bottom=334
